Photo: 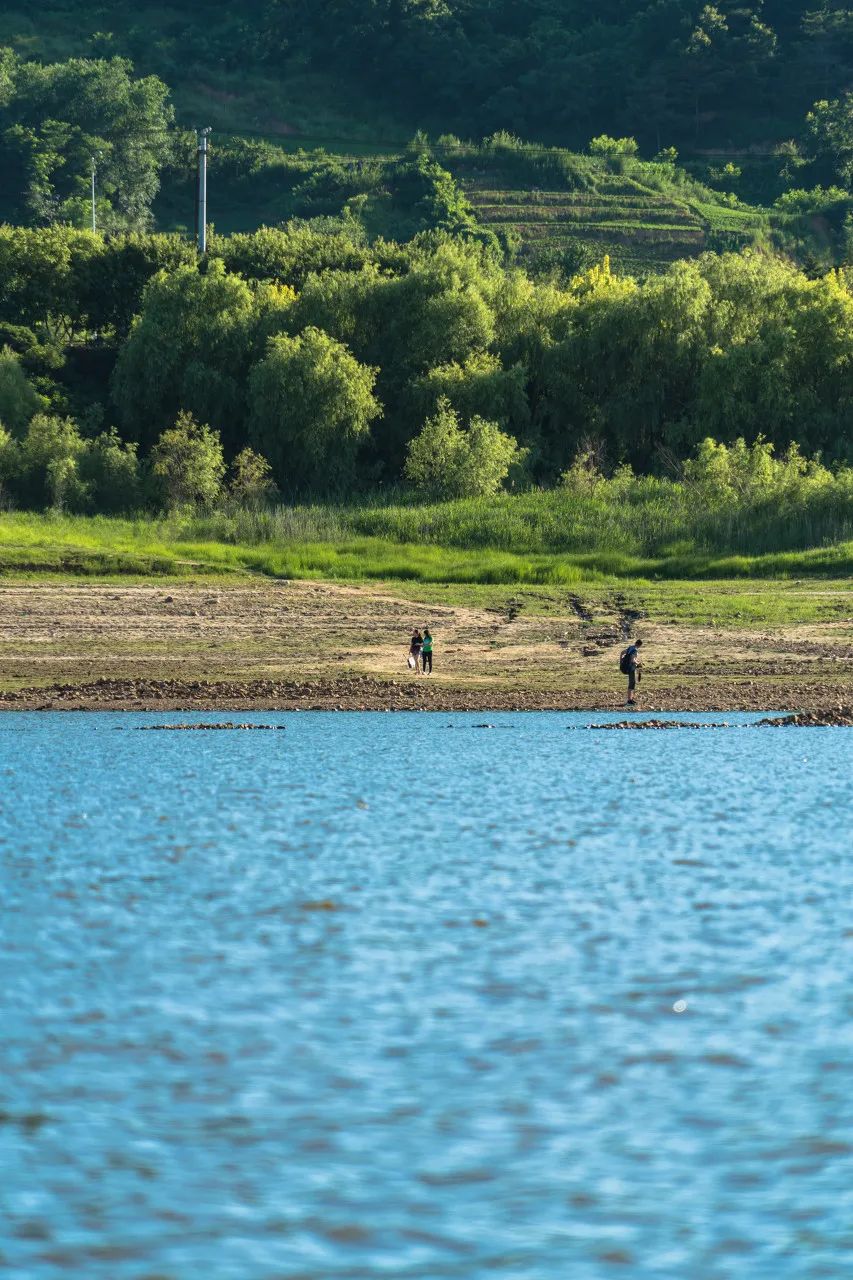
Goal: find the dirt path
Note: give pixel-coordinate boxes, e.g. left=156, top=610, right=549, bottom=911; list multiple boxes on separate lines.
left=0, top=580, right=851, bottom=711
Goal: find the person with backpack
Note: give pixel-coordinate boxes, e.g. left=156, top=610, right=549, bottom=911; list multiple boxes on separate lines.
left=619, top=639, right=642, bottom=705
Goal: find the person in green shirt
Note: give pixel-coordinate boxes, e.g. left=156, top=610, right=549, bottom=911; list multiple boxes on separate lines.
left=421, top=627, right=434, bottom=674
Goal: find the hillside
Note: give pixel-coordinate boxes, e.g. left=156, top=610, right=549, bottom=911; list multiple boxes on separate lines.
left=0, top=4, right=851, bottom=521
left=442, top=142, right=771, bottom=275
left=3, top=3, right=851, bottom=275
left=3, top=1, right=851, bottom=154
left=150, top=135, right=843, bottom=278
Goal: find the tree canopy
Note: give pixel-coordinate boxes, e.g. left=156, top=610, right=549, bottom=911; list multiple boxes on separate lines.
left=1, top=219, right=851, bottom=515
left=0, top=48, right=173, bottom=228
left=4, top=3, right=853, bottom=155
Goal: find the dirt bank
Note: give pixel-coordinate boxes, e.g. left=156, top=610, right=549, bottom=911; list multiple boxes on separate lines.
left=0, top=580, right=851, bottom=712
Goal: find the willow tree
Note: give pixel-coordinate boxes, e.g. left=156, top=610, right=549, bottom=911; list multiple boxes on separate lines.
left=247, top=326, right=381, bottom=492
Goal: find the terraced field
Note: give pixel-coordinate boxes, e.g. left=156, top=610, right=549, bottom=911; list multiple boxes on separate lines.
left=457, top=171, right=768, bottom=273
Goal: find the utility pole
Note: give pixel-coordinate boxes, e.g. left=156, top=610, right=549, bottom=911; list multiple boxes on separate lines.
left=90, top=155, right=97, bottom=233
left=196, top=127, right=212, bottom=254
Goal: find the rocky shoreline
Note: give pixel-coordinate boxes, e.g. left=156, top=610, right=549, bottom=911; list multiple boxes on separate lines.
left=135, top=722, right=286, bottom=731
left=1, top=675, right=852, bottom=718
left=756, top=708, right=853, bottom=727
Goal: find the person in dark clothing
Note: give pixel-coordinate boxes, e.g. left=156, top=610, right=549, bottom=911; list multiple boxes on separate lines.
left=409, top=629, right=423, bottom=672
left=421, top=627, right=433, bottom=674
left=621, top=639, right=642, bottom=705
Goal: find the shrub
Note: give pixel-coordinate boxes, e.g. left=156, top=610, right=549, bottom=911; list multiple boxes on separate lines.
left=404, top=397, right=522, bottom=497
left=0, top=426, right=20, bottom=505
left=16, top=413, right=87, bottom=510
left=0, top=346, right=42, bottom=435
left=150, top=411, right=226, bottom=509
left=776, top=185, right=850, bottom=210
left=589, top=135, right=639, bottom=160
left=683, top=436, right=834, bottom=506
left=229, top=447, right=278, bottom=508
left=561, top=445, right=606, bottom=494
left=46, top=456, right=87, bottom=511
left=79, top=430, right=142, bottom=513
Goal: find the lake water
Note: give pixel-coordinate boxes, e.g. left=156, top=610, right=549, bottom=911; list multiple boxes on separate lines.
left=1, top=710, right=852, bottom=1279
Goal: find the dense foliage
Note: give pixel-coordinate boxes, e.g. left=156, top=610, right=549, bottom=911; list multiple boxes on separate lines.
left=260, top=0, right=853, bottom=152
left=6, top=2, right=853, bottom=155
left=2, top=41, right=851, bottom=277
left=0, top=23, right=851, bottom=525
left=0, top=216, right=851, bottom=516
left=0, top=48, right=173, bottom=228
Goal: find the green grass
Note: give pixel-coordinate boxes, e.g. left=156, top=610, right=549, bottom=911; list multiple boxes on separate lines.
left=190, top=480, right=853, bottom=561
left=2, top=493, right=853, bottom=587
left=392, top=579, right=853, bottom=628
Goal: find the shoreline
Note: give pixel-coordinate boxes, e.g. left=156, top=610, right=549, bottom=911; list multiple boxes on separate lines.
left=1, top=578, right=851, bottom=715
left=1, top=674, right=852, bottom=714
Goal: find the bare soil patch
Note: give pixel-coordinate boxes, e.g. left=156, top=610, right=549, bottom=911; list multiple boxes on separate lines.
left=0, top=580, right=850, bottom=712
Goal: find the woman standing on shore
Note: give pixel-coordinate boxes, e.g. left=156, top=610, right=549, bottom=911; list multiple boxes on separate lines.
left=421, top=627, right=433, bottom=674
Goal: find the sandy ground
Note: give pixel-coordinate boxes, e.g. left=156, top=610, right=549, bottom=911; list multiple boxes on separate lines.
left=0, top=579, right=851, bottom=711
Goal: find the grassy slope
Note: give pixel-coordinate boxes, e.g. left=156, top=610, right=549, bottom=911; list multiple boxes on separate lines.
left=449, top=158, right=770, bottom=275
left=2, top=511, right=852, bottom=585
left=180, top=142, right=778, bottom=271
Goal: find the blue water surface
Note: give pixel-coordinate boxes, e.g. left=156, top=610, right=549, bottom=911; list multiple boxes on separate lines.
left=1, top=710, right=852, bottom=1279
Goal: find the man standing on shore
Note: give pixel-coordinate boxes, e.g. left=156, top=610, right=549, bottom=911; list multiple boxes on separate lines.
left=620, top=639, right=642, bottom=705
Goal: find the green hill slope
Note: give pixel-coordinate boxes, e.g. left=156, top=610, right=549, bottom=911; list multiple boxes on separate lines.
left=455, top=172, right=764, bottom=275
left=1, top=5, right=851, bottom=275
left=152, top=135, right=790, bottom=277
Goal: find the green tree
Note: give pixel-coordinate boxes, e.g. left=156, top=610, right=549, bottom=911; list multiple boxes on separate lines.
left=292, top=245, right=497, bottom=384
left=0, top=425, right=20, bottom=504
left=804, top=93, right=853, bottom=185
left=228, top=447, right=278, bottom=507
left=0, top=224, right=95, bottom=339
left=0, top=346, right=42, bottom=434
left=0, top=52, right=174, bottom=228
left=247, top=327, right=381, bottom=491
left=16, top=413, right=87, bottom=510
left=292, top=238, right=498, bottom=467
left=412, top=351, right=530, bottom=439
left=78, top=430, right=142, bottom=513
left=404, top=397, right=522, bottom=497
left=150, top=412, right=226, bottom=509
left=74, top=232, right=197, bottom=337
left=112, top=260, right=258, bottom=449
left=213, top=223, right=374, bottom=290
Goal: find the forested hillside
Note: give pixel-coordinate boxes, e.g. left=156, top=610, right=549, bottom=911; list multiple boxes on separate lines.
left=1, top=2, right=851, bottom=151
left=0, top=2, right=851, bottom=523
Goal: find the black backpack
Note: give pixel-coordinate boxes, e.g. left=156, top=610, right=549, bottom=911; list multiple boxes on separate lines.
left=619, top=646, right=634, bottom=675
